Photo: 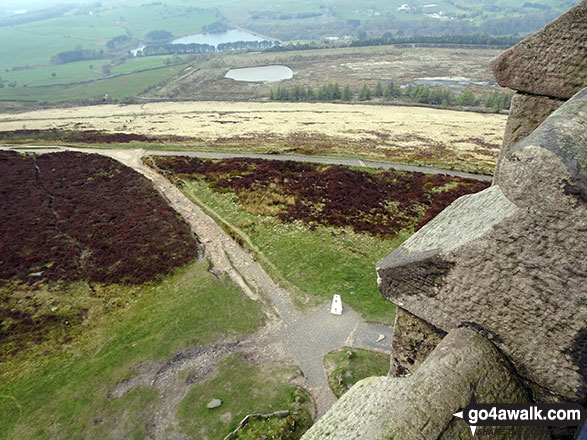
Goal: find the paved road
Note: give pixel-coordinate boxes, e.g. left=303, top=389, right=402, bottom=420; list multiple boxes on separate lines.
left=133, top=150, right=493, bottom=181
left=1, top=144, right=493, bottom=181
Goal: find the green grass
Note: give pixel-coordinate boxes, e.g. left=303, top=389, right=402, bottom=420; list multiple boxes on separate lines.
left=0, top=260, right=265, bottom=439
left=179, top=179, right=401, bottom=324
left=0, top=25, right=113, bottom=73
left=110, top=56, right=178, bottom=75
left=0, top=64, right=186, bottom=103
left=105, top=5, right=217, bottom=38
left=0, top=57, right=177, bottom=88
left=177, top=352, right=313, bottom=440
left=323, top=347, right=390, bottom=398
left=230, top=413, right=312, bottom=440
left=0, top=6, right=217, bottom=73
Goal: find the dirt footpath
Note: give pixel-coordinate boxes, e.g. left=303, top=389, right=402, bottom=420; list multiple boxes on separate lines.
left=37, top=146, right=395, bottom=419
left=103, top=148, right=394, bottom=415
left=0, top=144, right=395, bottom=432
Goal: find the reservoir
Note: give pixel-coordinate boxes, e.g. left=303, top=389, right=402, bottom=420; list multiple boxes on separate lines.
left=131, top=29, right=265, bottom=55
left=225, top=65, right=293, bottom=82
left=172, top=29, right=264, bottom=46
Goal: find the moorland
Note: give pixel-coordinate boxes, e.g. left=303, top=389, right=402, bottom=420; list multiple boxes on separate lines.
left=1, top=0, right=571, bottom=438
left=0, top=101, right=506, bottom=175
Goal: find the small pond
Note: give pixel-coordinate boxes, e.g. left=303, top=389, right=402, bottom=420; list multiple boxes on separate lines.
left=225, top=65, right=293, bottom=82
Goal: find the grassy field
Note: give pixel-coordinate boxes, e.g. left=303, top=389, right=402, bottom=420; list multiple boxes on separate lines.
left=0, top=56, right=178, bottom=88
left=177, top=353, right=313, bottom=439
left=0, top=64, right=187, bottom=104
left=0, top=4, right=217, bottom=73
left=0, top=101, right=506, bottom=174
left=176, top=177, right=402, bottom=323
left=0, top=260, right=267, bottom=439
left=323, top=347, right=391, bottom=398
left=0, top=0, right=571, bottom=107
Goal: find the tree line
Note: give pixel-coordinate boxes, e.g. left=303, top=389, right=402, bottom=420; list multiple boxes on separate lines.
left=135, top=31, right=525, bottom=59
left=350, top=33, right=522, bottom=48
left=269, top=82, right=513, bottom=112
left=263, top=33, right=522, bottom=55
left=136, top=40, right=275, bottom=57
left=50, top=48, right=106, bottom=65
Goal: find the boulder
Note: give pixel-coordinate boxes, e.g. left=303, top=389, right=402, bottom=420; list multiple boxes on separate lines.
left=207, top=398, right=222, bottom=409
left=489, top=0, right=587, bottom=99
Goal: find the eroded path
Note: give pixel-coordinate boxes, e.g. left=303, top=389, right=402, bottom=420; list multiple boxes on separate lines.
left=2, top=145, right=394, bottom=431
left=102, top=148, right=394, bottom=417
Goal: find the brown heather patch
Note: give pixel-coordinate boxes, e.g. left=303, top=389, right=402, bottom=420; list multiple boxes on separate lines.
left=149, top=156, right=490, bottom=239
left=0, top=151, right=198, bottom=285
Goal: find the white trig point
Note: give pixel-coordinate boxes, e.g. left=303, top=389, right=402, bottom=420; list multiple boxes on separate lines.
left=330, top=294, right=343, bottom=315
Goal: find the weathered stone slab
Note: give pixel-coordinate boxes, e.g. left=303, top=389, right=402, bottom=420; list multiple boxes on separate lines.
left=389, top=308, right=446, bottom=377
left=489, top=0, right=587, bottom=99
left=302, top=328, right=548, bottom=440
left=494, top=92, right=564, bottom=182
left=376, top=91, right=587, bottom=402
left=377, top=185, right=518, bottom=304
left=499, top=88, right=587, bottom=206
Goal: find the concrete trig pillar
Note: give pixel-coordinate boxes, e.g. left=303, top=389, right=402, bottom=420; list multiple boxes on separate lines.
left=330, top=294, right=343, bottom=315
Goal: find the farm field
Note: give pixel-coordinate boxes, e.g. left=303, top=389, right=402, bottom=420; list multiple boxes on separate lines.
left=0, top=0, right=568, bottom=75
left=148, top=156, right=490, bottom=323
left=0, top=64, right=187, bottom=104
left=0, top=101, right=507, bottom=174
left=0, top=3, right=217, bottom=73
left=0, top=56, right=177, bottom=88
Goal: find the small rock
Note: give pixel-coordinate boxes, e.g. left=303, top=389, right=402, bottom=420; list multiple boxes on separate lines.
left=376, top=334, right=385, bottom=342
left=207, top=399, right=222, bottom=409
left=345, top=370, right=353, bottom=378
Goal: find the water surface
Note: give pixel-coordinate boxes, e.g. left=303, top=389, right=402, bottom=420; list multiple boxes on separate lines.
left=131, top=29, right=265, bottom=55
left=172, top=29, right=264, bottom=46
left=225, top=65, right=293, bottom=82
